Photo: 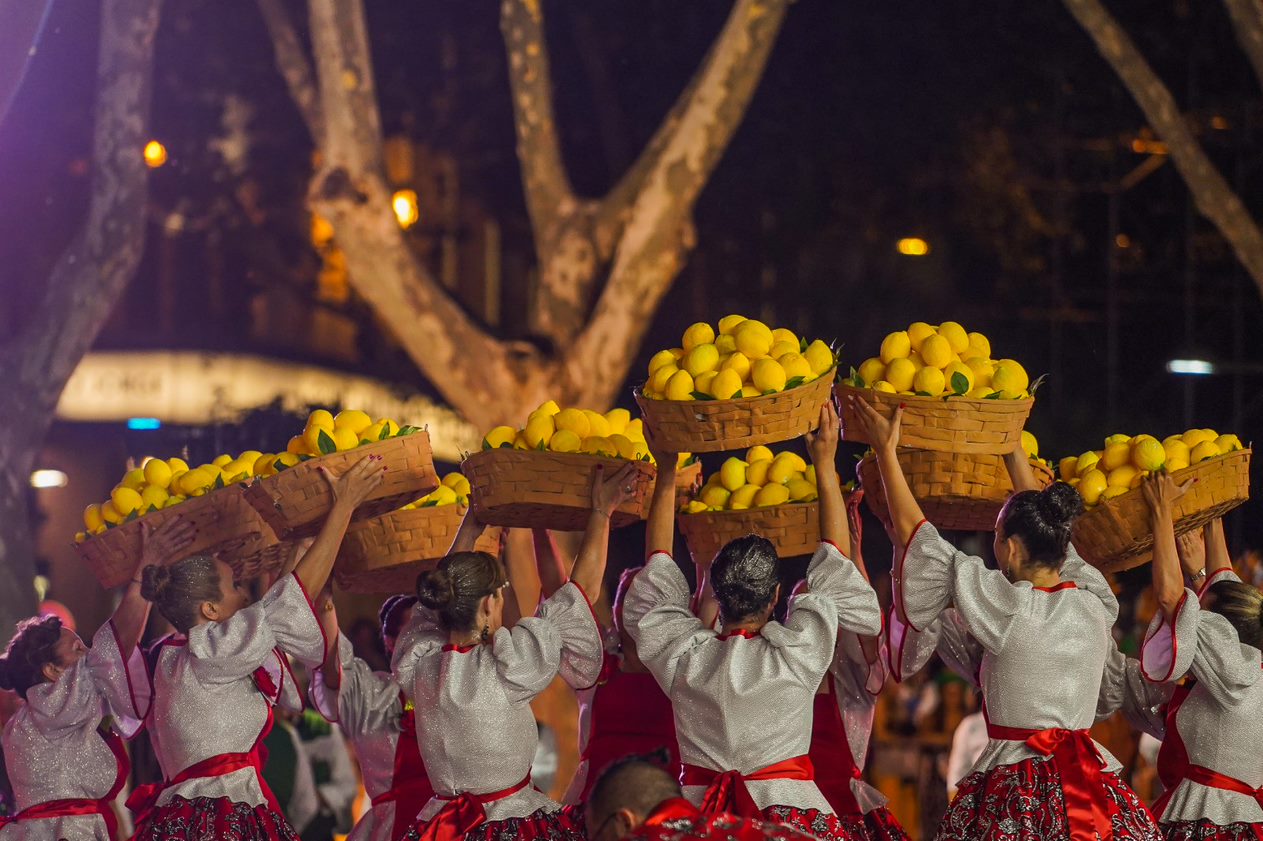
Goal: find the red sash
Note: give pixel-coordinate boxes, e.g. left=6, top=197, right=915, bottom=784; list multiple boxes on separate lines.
left=809, top=674, right=863, bottom=815
left=1152, top=679, right=1263, bottom=818
left=0, top=727, right=129, bottom=839
left=370, top=699, right=436, bottom=841
left=411, top=776, right=532, bottom=841
left=681, top=755, right=815, bottom=818
left=987, top=722, right=1110, bottom=841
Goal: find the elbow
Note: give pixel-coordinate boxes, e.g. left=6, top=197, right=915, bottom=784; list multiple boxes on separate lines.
left=1156, top=589, right=1183, bottom=621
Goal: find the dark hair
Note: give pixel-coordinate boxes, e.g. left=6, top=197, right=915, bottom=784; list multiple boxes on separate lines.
left=141, top=554, right=222, bottom=633
left=379, top=595, right=418, bottom=642
left=1000, top=482, right=1084, bottom=569
left=585, top=750, right=680, bottom=826
left=1206, top=580, right=1263, bottom=651
left=711, top=535, right=779, bottom=625
left=416, top=551, right=506, bottom=632
left=0, top=616, right=64, bottom=699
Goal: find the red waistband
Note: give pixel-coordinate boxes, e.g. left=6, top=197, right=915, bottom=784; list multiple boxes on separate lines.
left=127, top=749, right=281, bottom=826
left=1152, top=764, right=1263, bottom=818
left=986, top=724, right=1110, bottom=841
left=414, top=776, right=533, bottom=841
left=434, top=775, right=531, bottom=804
left=681, top=756, right=814, bottom=818
left=0, top=797, right=115, bottom=831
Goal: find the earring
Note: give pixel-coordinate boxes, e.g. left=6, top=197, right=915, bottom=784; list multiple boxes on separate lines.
left=480, top=624, right=490, bottom=642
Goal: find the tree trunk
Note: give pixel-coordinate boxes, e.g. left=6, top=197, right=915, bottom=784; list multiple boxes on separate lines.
left=1222, top=0, right=1263, bottom=94
left=0, top=0, right=161, bottom=635
left=1063, top=0, right=1263, bottom=297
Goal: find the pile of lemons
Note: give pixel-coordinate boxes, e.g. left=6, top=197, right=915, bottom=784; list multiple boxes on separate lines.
left=642, top=316, right=835, bottom=401
left=846, top=321, right=1031, bottom=400
left=680, top=446, right=818, bottom=514
left=482, top=400, right=689, bottom=466
left=1059, top=429, right=1244, bottom=507
left=403, top=472, right=471, bottom=510
left=284, top=409, right=415, bottom=458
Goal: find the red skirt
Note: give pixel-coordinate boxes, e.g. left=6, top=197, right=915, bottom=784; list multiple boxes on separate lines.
left=936, top=758, right=1162, bottom=841
left=763, top=805, right=910, bottom=841
left=132, top=794, right=299, bottom=841
left=1160, top=819, right=1263, bottom=841
left=401, top=804, right=586, bottom=841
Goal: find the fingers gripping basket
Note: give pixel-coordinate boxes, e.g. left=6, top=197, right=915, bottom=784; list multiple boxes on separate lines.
left=678, top=504, right=821, bottom=565
left=675, top=461, right=703, bottom=511
left=334, top=504, right=503, bottom=595
left=244, top=433, right=439, bottom=540
left=461, top=449, right=654, bottom=530
left=1073, top=449, right=1251, bottom=574
left=75, top=487, right=277, bottom=588
left=857, top=451, right=1055, bottom=532
left=635, top=369, right=837, bottom=452
left=836, top=384, right=1033, bottom=455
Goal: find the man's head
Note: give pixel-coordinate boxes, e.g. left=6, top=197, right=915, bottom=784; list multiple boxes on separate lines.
left=585, top=755, right=681, bottom=841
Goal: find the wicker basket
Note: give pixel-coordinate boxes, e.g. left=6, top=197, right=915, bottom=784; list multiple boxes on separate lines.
left=857, top=451, right=1055, bottom=532
left=634, top=368, right=836, bottom=452
left=678, top=503, right=820, bottom=564
left=1073, top=449, right=1251, bottom=573
left=244, top=433, right=439, bottom=540
left=334, top=504, right=503, bottom=595
left=675, top=461, right=703, bottom=511
left=75, top=486, right=276, bottom=588
left=462, top=449, right=654, bottom=530
left=836, top=383, right=1033, bottom=455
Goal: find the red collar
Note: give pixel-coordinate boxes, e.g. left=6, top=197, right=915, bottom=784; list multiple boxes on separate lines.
left=717, top=628, right=760, bottom=640
left=442, top=643, right=479, bottom=653
left=643, top=797, right=701, bottom=827
left=1032, top=581, right=1077, bottom=593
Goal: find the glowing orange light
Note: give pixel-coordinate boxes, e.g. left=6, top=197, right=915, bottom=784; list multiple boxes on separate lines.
left=1115, top=234, right=1131, bottom=249
left=896, top=237, right=930, bottom=257
left=143, top=140, right=168, bottom=168
left=1211, top=115, right=1230, bottom=130
left=392, top=189, right=419, bottom=229
left=1131, top=138, right=1167, bottom=155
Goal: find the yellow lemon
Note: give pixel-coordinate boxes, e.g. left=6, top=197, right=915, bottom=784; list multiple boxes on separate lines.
left=84, top=504, right=105, bottom=531
left=739, top=386, right=761, bottom=398
left=307, top=408, right=334, bottom=429
left=211, top=454, right=231, bottom=469
left=880, top=331, right=912, bottom=364
left=767, top=455, right=797, bottom=484
left=718, top=314, right=748, bottom=336
left=683, top=500, right=710, bottom=514
left=1059, top=456, right=1078, bottom=482
left=944, top=360, right=975, bottom=394
left=783, top=452, right=807, bottom=472
left=683, top=322, right=716, bottom=350
left=604, top=408, right=631, bottom=435
left=534, top=400, right=561, bottom=417
left=1130, top=471, right=1149, bottom=489
left=554, top=408, right=591, bottom=438
left=524, top=414, right=555, bottom=449
left=334, top=409, right=373, bottom=435
left=721, top=351, right=752, bottom=382
left=913, top=365, right=946, bottom=396
left=752, top=358, right=787, bottom=393
left=143, top=459, right=173, bottom=490
left=1131, top=439, right=1165, bottom=472
left=111, top=486, right=144, bottom=517
left=177, top=468, right=212, bottom=496
left=332, top=428, right=360, bottom=451
left=582, top=436, right=617, bottom=457
left=729, top=484, right=760, bottom=510
left=965, top=356, right=993, bottom=388
left=1181, top=428, right=1214, bottom=448
left=805, top=465, right=817, bottom=485
left=1105, top=433, right=1132, bottom=447
left=1076, top=451, right=1101, bottom=476
left=274, top=453, right=300, bottom=470
left=746, top=459, right=772, bottom=486
left=286, top=435, right=308, bottom=456
left=937, top=321, right=970, bottom=354
left=857, top=357, right=886, bottom=386
left=430, top=485, right=459, bottom=506
left=648, top=363, right=679, bottom=395
left=715, top=334, right=737, bottom=355
left=711, top=368, right=744, bottom=401
left=1021, top=430, right=1039, bottom=459
left=701, top=485, right=732, bottom=509
left=1101, top=442, right=1131, bottom=471
left=747, top=445, right=774, bottom=463
left=967, top=331, right=991, bottom=359
left=778, top=352, right=812, bottom=382
left=665, top=369, right=696, bottom=401
left=608, top=434, right=638, bottom=461
left=648, top=349, right=678, bottom=376
left=304, top=424, right=336, bottom=454
left=140, top=485, right=169, bottom=511
left=772, top=327, right=799, bottom=347
left=626, top=418, right=644, bottom=439
left=223, top=458, right=254, bottom=479
left=720, top=458, right=748, bottom=492
left=361, top=421, right=388, bottom=443
left=884, top=358, right=917, bottom=392
left=734, top=320, right=774, bottom=358
left=484, top=425, right=518, bottom=449
left=378, top=419, right=401, bottom=437
left=919, top=334, right=953, bottom=369
left=167, top=456, right=190, bottom=474
left=754, top=483, right=791, bottom=507
left=120, top=468, right=146, bottom=491
left=683, top=344, right=720, bottom=378
left=1107, top=465, right=1138, bottom=489
left=990, top=360, right=1030, bottom=397
left=874, top=381, right=897, bottom=393
left=804, top=340, right=834, bottom=376
left=1166, top=457, right=1190, bottom=472
left=101, top=501, right=123, bottom=525
left=1163, top=439, right=1190, bottom=466
left=582, top=410, right=611, bottom=438
left=787, top=478, right=818, bottom=502
left=965, top=386, right=991, bottom=399
left=1191, top=441, right=1221, bottom=464
left=1101, top=485, right=1130, bottom=503
left=694, top=371, right=718, bottom=396
left=906, top=321, right=936, bottom=348
left=1216, top=433, right=1244, bottom=452
left=1078, top=469, right=1108, bottom=506
left=769, top=340, right=798, bottom=361
left=549, top=429, right=582, bottom=453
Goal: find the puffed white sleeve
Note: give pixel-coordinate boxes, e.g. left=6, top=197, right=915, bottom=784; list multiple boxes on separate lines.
left=188, top=573, right=327, bottom=683
left=391, top=605, right=444, bottom=696
left=1097, top=644, right=1171, bottom=737
left=624, top=552, right=714, bottom=692
left=1138, top=589, right=1200, bottom=685
left=311, top=633, right=402, bottom=741
left=1060, top=543, right=1120, bottom=624
left=494, top=581, right=602, bottom=703
left=1144, top=591, right=1263, bottom=707
left=86, top=619, right=150, bottom=737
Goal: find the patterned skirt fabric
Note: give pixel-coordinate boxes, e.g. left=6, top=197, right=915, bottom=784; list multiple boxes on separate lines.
left=1161, top=818, right=1263, bottom=841
left=763, top=805, right=877, bottom=841
left=937, top=758, right=1162, bottom=841
left=401, top=805, right=586, bottom=841
left=132, top=795, right=300, bottom=841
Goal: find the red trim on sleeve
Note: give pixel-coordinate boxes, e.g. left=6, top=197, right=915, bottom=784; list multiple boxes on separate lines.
left=893, top=519, right=929, bottom=632
left=442, top=642, right=478, bottom=654
left=1198, top=568, right=1236, bottom=600
left=1141, top=590, right=1188, bottom=683
left=107, top=619, right=143, bottom=725
left=289, top=572, right=331, bottom=670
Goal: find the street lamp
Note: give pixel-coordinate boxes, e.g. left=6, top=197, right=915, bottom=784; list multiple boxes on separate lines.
left=1166, top=359, right=1215, bottom=376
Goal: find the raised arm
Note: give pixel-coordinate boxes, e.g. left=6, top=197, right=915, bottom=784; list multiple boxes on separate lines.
left=296, top=456, right=385, bottom=595
left=1203, top=518, right=1232, bottom=578
left=1143, top=472, right=1191, bottom=621
left=113, top=517, right=196, bottom=655
left=848, top=396, right=924, bottom=546
left=317, top=584, right=341, bottom=692
left=532, top=528, right=569, bottom=599
left=1003, top=447, right=1041, bottom=493
left=570, top=463, right=639, bottom=599
left=807, top=401, right=850, bottom=555
left=644, top=425, right=678, bottom=558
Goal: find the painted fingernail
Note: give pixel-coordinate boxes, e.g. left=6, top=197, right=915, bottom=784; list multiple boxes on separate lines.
left=899, top=403, right=907, bottom=409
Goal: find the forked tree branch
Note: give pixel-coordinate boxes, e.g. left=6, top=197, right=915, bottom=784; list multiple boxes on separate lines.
left=257, top=0, right=324, bottom=140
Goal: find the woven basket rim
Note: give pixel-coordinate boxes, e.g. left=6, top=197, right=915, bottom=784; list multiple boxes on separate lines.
left=835, top=381, right=1034, bottom=411
left=1076, top=448, right=1251, bottom=520
left=678, top=501, right=817, bottom=521
left=635, top=366, right=838, bottom=408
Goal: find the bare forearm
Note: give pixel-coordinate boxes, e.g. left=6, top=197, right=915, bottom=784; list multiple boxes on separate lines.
left=1004, top=449, right=1040, bottom=493
left=815, top=459, right=850, bottom=556
left=295, top=501, right=355, bottom=595
left=874, top=445, right=925, bottom=547
left=532, top=530, right=569, bottom=598
left=570, top=510, right=612, bottom=598
left=695, top=565, right=719, bottom=628
left=111, top=580, right=152, bottom=656
left=449, top=507, right=486, bottom=555
left=1151, top=511, right=1185, bottom=619
left=503, top=529, right=540, bottom=619
left=1204, top=519, right=1232, bottom=575
left=646, top=464, right=677, bottom=557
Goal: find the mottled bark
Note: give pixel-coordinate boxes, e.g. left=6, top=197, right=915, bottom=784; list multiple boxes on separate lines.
left=1064, top=0, right=1263, bottom=296
left=256, top=0, right=324, bottom=139
left=0, top=0, right=161, bottom=635
left=1223, top=0, right=1263, bottom=94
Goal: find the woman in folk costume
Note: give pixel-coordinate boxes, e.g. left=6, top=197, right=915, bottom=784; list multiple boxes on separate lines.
left=624, top=402, right=883, bottom=841
left=394, top=463, right=639, bottom=841
left=850, top=395, right=1161, bottom=841
left=1124, top=479, right=1263, bottom=841
left=131, top=456, right=384, bottom=841
left=0, top=519, right=193, bottom=841
left=309, top=593, right=434, bottom=841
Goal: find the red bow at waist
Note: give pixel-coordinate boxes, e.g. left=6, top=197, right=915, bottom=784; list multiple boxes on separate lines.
left=411, top=776, right=532, bottom=841
left=0, top=727, right=130, bottom=838
left=1152, top=764, right=1263, bottom=818
left=127, top=747, right=283, bottom=827
left=681, top=755, right=815, bottom=818
left=987, top=723, right=1110, bottom=841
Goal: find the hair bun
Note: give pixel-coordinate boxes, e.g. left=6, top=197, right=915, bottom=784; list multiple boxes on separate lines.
left=1035, top=482, right=1084, bottom=528
left=140, top=565, right=172, bottom=602
left=415, top=568, right=455, bottom=610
